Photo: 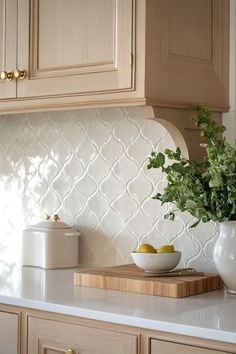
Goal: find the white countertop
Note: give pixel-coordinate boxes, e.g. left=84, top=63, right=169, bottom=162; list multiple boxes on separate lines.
left=1, top=266, right=236, bottom=344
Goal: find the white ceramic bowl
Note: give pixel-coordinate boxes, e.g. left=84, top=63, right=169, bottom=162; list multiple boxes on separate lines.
left=131, top=251, right=181, bottom=272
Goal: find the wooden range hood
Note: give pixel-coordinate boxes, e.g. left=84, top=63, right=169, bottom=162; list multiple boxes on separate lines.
left=138, top=0, right=229, bottom=161
left=139, top=0, right=229, bottom=162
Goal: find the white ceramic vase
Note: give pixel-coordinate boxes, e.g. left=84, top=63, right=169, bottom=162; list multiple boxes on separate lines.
left=213, top=221, right=236, bottom=294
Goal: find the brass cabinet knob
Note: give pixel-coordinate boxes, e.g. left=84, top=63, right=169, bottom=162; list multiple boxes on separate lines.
left=14, top=69, right=27, bottom=80
left=0, top=71, right=14, bottom=81
left=66, top=350, right=75, bottom=354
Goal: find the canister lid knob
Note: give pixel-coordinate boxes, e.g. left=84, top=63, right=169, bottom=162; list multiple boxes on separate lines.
left=51, top=214, right=60, bottom=222
left=45, top=214, right=60, bottom=222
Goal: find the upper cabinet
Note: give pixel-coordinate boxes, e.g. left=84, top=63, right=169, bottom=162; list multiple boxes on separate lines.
left=0, top=0, right=17, bottom=99
left=17, top=0, right=133, bottom=98
left=0, top=0, right=229, bottom=114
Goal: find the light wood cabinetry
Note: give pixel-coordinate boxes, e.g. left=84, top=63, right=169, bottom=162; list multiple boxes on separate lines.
left=0, top=0, right=17, bottom=99
left=17, top=0, right=133, bottom=98
left=0, top=0, right=134, bottom=112
left=1, top=304, right=236, bottom=354
left=0, top=310, right=20, bottom=354
left=0, top=0, right=229, bottom=115
left=28, top=316, right=138, bottom=354
left=145, top=0, right=229, bottom=112
left=151, top=338, right=232, bottom=354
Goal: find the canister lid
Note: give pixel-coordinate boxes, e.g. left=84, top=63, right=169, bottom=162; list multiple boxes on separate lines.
left=26, top=215, right=72, bottom=230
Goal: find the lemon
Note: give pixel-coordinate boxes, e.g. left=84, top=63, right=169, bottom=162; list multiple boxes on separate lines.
left=156, top=245, right=175, bottom=253
left=136, top=243, right=156, bottom=253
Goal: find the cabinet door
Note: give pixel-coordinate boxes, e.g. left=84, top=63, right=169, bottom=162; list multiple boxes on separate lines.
left=151, top=339, right=232, bottom=354
left=28, top=316, right=138, bottom=354
left=17, top=0, right=133, bottom=98
left=0, top=0, right=17, bottom=99
left=0, top=311, right=19, bottom=354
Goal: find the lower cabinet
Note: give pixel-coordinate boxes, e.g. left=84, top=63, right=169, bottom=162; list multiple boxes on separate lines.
left=1, top=304, right=236, bottom=354
left=151, top=338, right=233, bottom=354
left=28, top=316, right=138, bottom=354
left=0, top=310, right=20, bottom=354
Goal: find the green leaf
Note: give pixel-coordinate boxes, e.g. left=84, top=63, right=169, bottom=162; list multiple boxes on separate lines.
left=164, top=212, right=175, bottom=221
left=190, top=220, right=201, bottom=228
left=155, top=153, right=165, bottom=167
left=171, top=163, right=184, bottom=173
left=209, top=176, right=221, bottom=188
left=161, top=191, right=175, bottom=203
left=185, top=200, right=197, bottom=209
left=147, top=152, right=165, bottom=169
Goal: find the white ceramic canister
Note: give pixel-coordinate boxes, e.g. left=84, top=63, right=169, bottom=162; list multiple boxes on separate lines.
left=22, top=215, right=81, bottom=269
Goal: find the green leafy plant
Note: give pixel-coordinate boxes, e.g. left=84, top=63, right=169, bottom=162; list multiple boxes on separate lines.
left=147, top=105, right=236, bottom=227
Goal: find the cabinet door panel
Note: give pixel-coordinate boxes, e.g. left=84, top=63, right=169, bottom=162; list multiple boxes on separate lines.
left=28, top=316, right=138, bottom=354
left=0, top=0, right=17, bottom=99
left=0, top=311, right=19, bottom=354
left=151, top=339, right=231, bottom=354
left=37, top=0, right=114, bottom=70
left=18, top=0, right=133, bottom=98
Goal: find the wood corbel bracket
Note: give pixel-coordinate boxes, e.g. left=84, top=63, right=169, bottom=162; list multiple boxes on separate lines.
left=140, top=105, right=222, bottom=162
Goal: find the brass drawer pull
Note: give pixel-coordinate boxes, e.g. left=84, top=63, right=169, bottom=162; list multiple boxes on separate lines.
left=0, top=71, right=14, bottom=81
left=14, top=69, right=27, bottom=80
left=66, top=350, right=75, bottom=354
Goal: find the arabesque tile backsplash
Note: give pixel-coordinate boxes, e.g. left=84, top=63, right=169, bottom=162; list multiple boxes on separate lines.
left=0, top=106, right=219, bottom=273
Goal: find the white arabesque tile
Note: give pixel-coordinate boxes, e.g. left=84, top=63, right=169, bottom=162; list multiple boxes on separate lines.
left=127, top=172, right=153, bottom=202
left=127, top=135, right=153, bottom=165
left=100, top=173, right=124, bottom=203
left=87, top=194, right=110, bottom=221
left=141, top=119, right=170, bottom=149
left=156, top=218, right=184, bottom=242
left=127, top=210, right=153, bottom=240
left=87, top=155, right=110, bottom=183
left=100, top=138, right=124, bottom=165
left=113, top=191, right=139, bottom=220
left=98, top=107, right=124, bottom=127
left=113, top=154, right=139, bottom=184
left=0, top=107, right=218, bottom=271
left=114, top=114, right=139, bottom=145
left=87, top=115, right=111, bottom=148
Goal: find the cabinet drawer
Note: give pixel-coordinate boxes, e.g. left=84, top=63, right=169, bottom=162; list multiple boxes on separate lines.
left=0, top=310, right=19, bottom=354
left=28, top=316, right=138, bottom=354
left=151, top=339, right=232, bottom=354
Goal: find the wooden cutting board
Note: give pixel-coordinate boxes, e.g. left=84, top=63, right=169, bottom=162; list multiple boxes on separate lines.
left=74, top=264, right=223, bottom=298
